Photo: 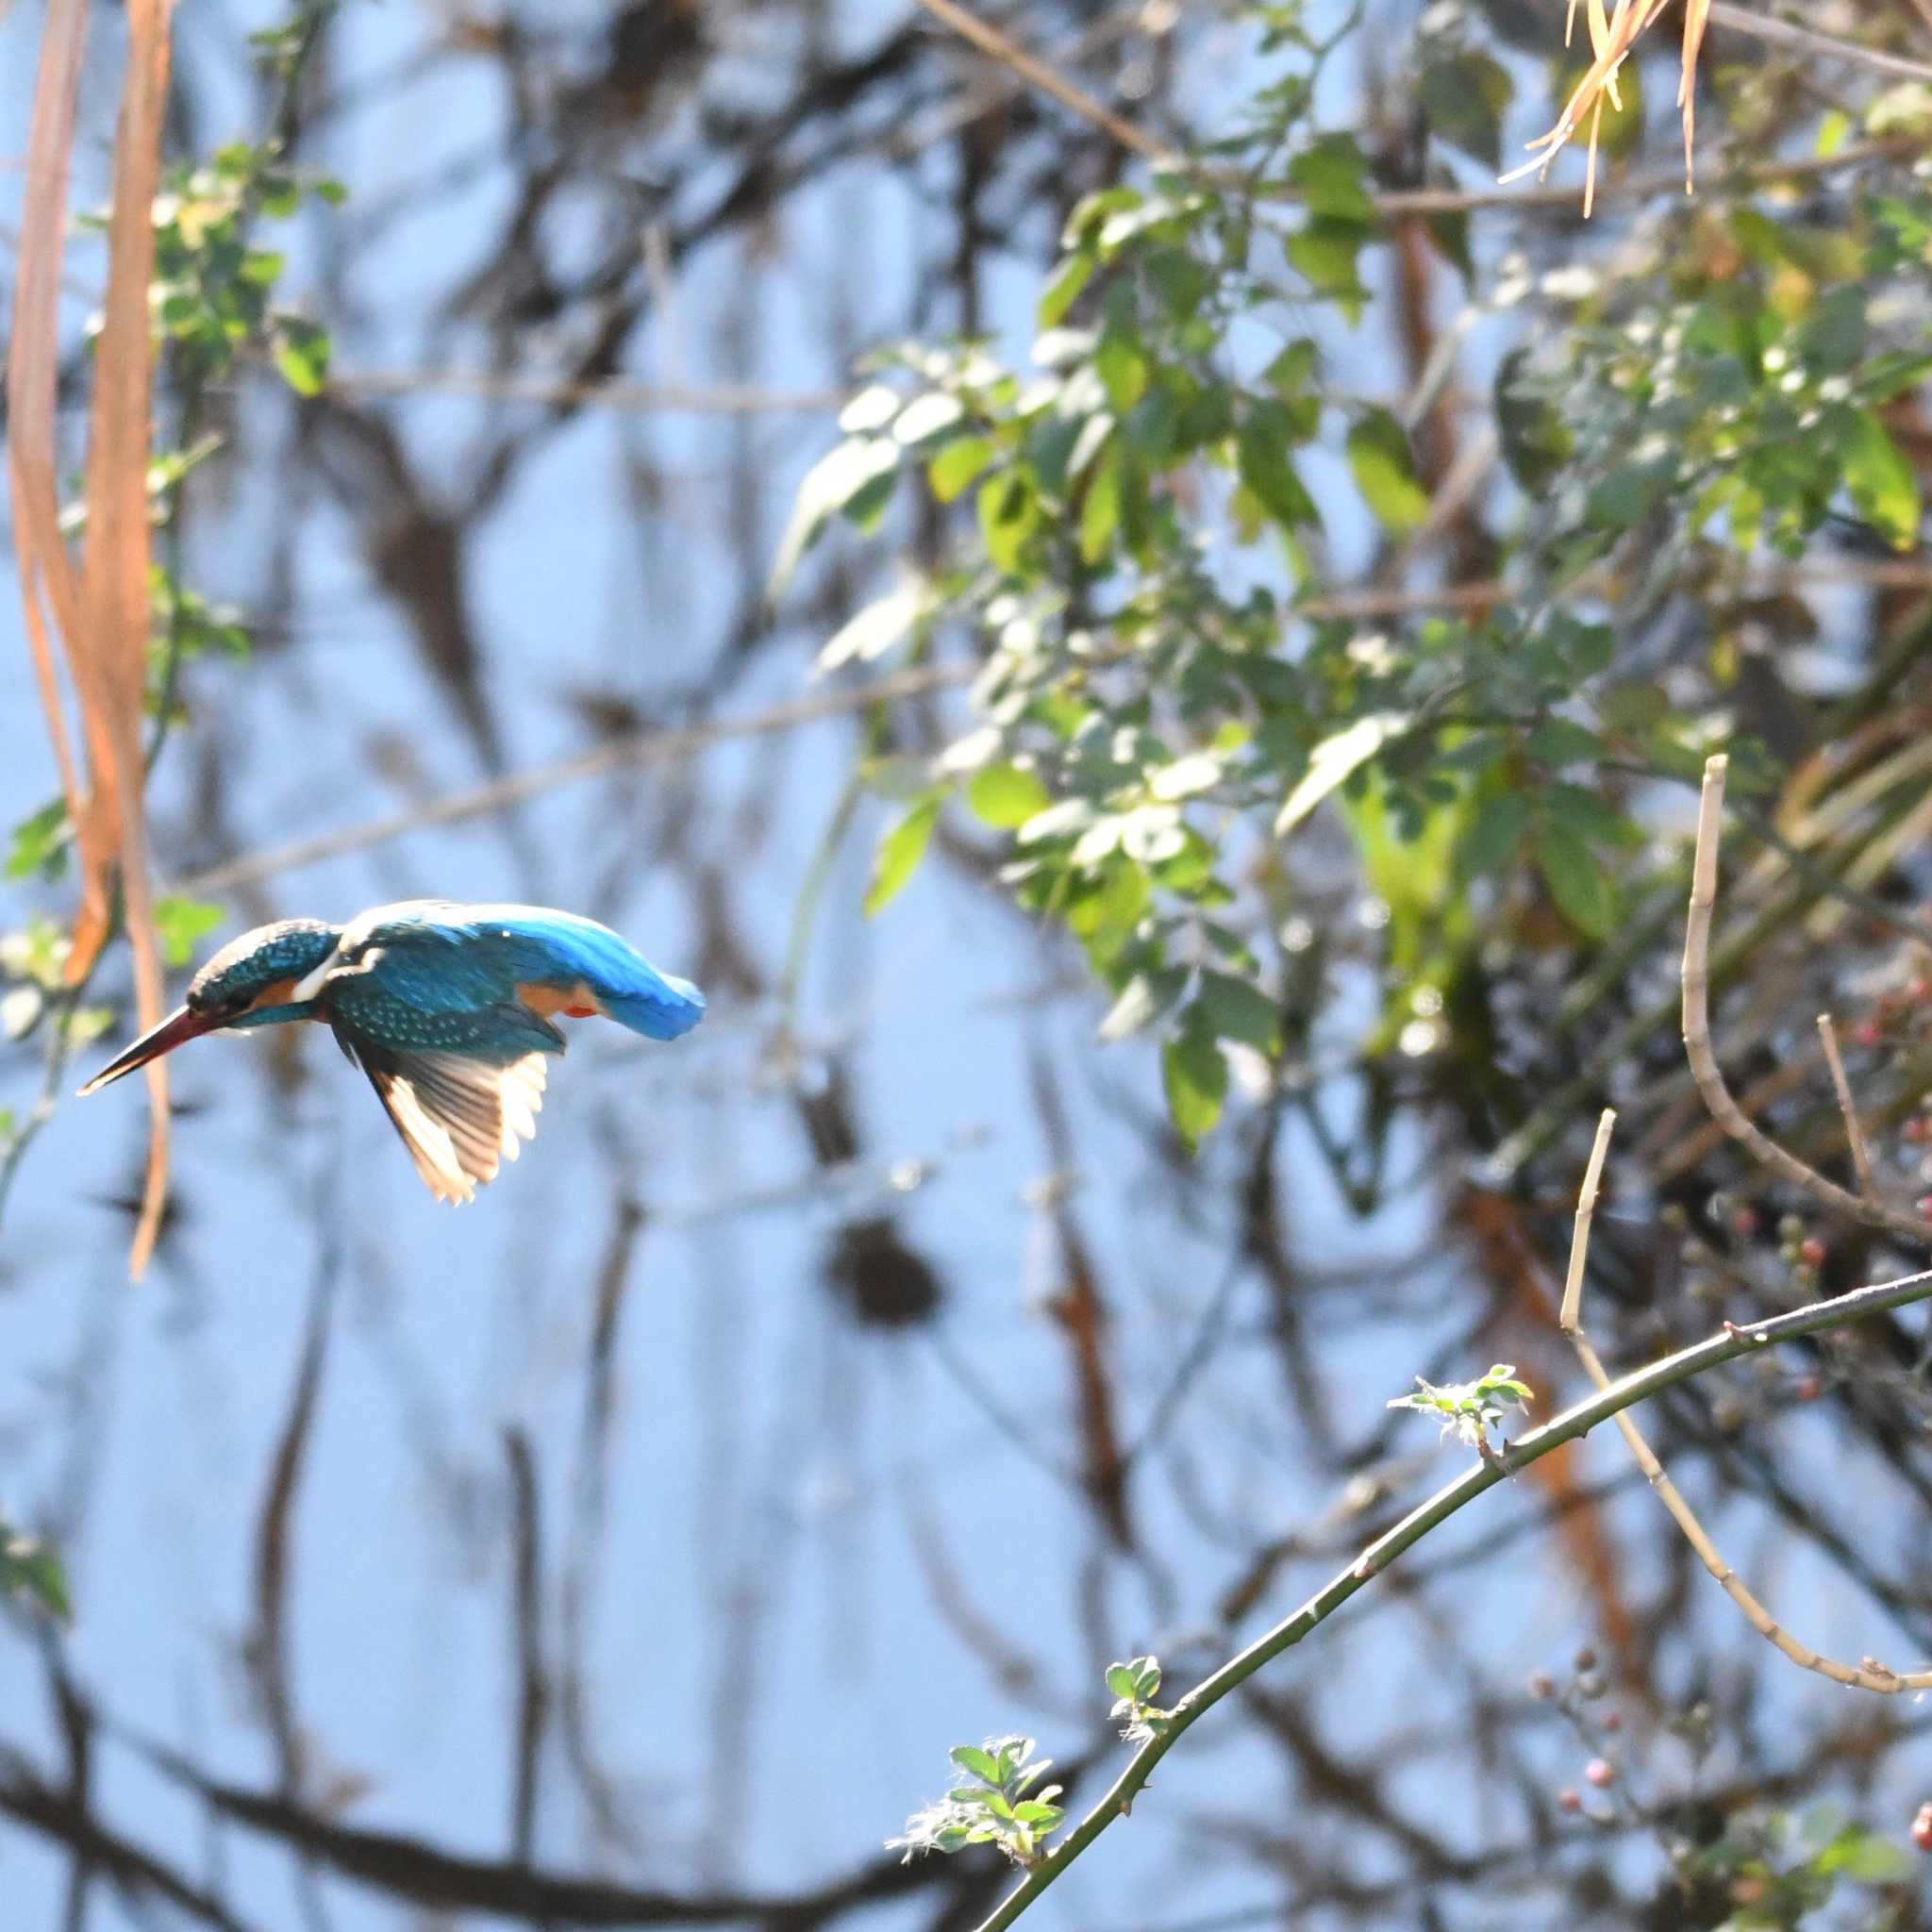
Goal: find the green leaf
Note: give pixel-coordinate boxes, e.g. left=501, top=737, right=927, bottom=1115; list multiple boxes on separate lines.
left=1105, top=1662, right=1141, bottom=1700
left=1262, top=339, right=1318, bottom=401
left=1288, top=134, right=1375, bottom=222
left=1079, top=441, right=1122, bottom=563
left=1198, top=969, right=1280, bottom=1054
left=1163, top=1010, right=1228, bottom=1152
left=1419, top=51, right=1513, bottom=168
left=1285, top=219, right=1372, bottom=323
left=1525, top=719, right=1606, bottom=768
left=927, top=437, right=994, bottom=504
left=948, top=1744, right=1001, bottom=1785
left=271, top=314, right=330, bottom=396
left=1098, top=969, right=1181, bottom=1042
left=978, top=472, right=1039, bottom=576
left=1535, top=820, right=1619, bottom=938
left=893, top=392, right=966, bottom=446
left=819, top=578, right=931, bottom=675
left=1238, top=404, right=1319, bottom=532
left=6, top=798, right=69, bottom=881
left=1039, top=252, right=1097, bottom=329
left=154, top=896, right=225, bottom=970
left=1542, top=782, right=1640, bottom=848
left=770, top=438, right=903, bottom=595
left=1345, top=408, right=1430, bottom=533
left=1095, top=328, right=1150, bottom=412
left=1275, top=712, right=1409, bottom=838
left=1494, top=349, right=1570, bottom=491
left=1, top=1527, right=71, bottom=1622
left=1839, top=408, right=1922, bottom=550
left=865, top=793, right=942, bottom=917
left=967, top=763, right=1051, bottom=829
left=1457, top=791, right=1531, bottom=878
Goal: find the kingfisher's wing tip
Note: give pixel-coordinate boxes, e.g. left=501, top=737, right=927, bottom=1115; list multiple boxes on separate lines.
left=349, top=1041, right=549, bottom=1203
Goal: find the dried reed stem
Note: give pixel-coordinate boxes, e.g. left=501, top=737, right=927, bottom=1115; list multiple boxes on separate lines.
left=1816, top=1014, right=1876, bottom=1198
left=1682, top=756, right=1929, bottom=1246
left=1558, top=1114, right=1931, bottom=1692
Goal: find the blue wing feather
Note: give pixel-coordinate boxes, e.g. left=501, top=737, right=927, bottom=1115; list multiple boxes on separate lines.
left=335, top=901, right=706, bottom=1042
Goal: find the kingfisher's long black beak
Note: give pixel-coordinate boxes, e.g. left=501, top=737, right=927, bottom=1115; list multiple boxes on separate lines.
left=77, top=1005, right=221, bottom=1096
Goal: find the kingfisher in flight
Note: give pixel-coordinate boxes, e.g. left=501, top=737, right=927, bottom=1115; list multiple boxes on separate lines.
left=79, top=901, right=705, bottom=1203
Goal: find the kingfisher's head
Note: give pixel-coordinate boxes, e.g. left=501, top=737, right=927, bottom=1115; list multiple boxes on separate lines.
left=78, top=919, right=341, bottom=1095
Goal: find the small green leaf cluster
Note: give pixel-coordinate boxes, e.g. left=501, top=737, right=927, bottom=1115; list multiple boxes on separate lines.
left=1106, top=1655, right=1173, bottom=1746
left=155, top=897, right=225, bottom=970
left=1515, top=204, right=1932, bottom=567
left=775, top=19, right=1932, bottom=1157
left=1674, top=1807, right=1910, bottom=1929
left=0, top=918, right=108, bottom=1050
left=0, top=1524, right=71, bottom=1623
left=890, top=1736, right=1065, bottom=1867
left=146, top=141, right=342, bottom=391
left=1388, top=1363, right=1534, bottom=1455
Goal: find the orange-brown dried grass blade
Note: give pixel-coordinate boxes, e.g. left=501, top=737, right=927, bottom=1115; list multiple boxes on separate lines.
left=1504, top=0, right=1683, bottom=212
left=79, top=0, right=177, bottom=1277
left=1679, top=0, right=1711, bottom=192
left=6, top=0, right=98, bottom=945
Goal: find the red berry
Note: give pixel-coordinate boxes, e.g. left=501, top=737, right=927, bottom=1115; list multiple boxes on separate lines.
left=1913, top=1803, right=1932, bottom=1852
left=1600, top=1709, right=1623, bottom=1732
left=1557, top=1788, right=1583, bottom=1814
left=1799, top=1237, right=1826, bottom=1267
left=1527, top=1673, right=1556, bottom=1700
left=1585, top=1757, right=1616, bottom=1789
left=1574, top=1646, right=1598, bottom=1671
left=1857, top=1021, right=1882, bottom=1048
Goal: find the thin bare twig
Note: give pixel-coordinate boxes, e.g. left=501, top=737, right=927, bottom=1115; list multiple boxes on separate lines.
left=1707, top=1, right=1932, bottom=83
left=966, top=1260, right=1932, bottom=1932
left=315, top=367, right=847, bottom=415
left=1557, top=1115, right=1932, bottom=1693
left=1816, top=1014, right=1876, bottom=1198
left=1557, top=1108, right=1616, bottom=1335
left=1681, top=754, right=1929, bottom=1248
left=911, top=0, right=1166, bottom=159
left=171, top=663, right=979, bottom=897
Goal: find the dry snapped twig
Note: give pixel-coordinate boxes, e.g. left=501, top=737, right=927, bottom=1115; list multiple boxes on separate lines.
left=1557, top=1114, right=1932, bottom=1693
left=1816, top=1014, right=1876, bottom=1198
left=1681, top=755, right=1931, bottom=1249
left=8, top=0, right=178, bottom=1276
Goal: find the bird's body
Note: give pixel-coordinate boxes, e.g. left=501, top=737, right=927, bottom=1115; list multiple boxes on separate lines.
left=80, top=901, right=704, bottom=1202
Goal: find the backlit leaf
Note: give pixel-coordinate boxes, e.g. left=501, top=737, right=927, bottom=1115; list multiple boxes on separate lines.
left=1535, top=820, right=1619, bottom=938
left=1346, top=408, right=1430, bottom=532
left=865, top=793, right=943, bottom=917
left=1840, top=408, right=1921, bottom=550
left=1162, top=1009, right=1228, bottom=1151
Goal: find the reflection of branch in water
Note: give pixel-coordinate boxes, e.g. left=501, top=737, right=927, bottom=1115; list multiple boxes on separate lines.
left=1027, top=1049, right=1133, bottom=1549
left=12, top=1724, right=1014, bottom=1931
left=246, top=1198, right=343, bottom=1932
left=0, top=1744, right=260, bottom=1932
left=559, top=1154, right=652, bottom=1861
left=503, top=1428, right=550, bottom=1864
